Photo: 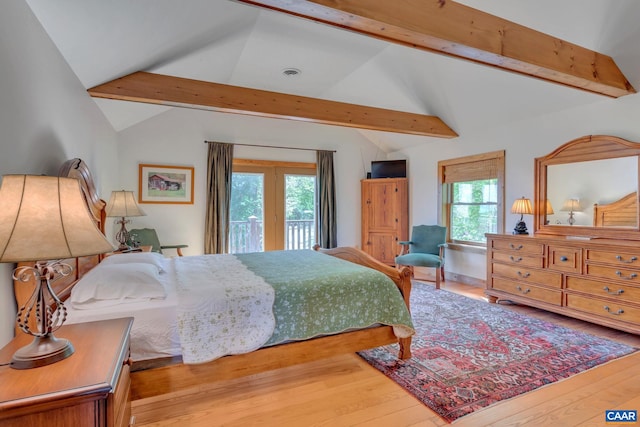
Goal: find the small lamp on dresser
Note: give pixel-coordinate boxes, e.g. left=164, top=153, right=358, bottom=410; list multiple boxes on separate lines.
left=511, top=196, right=533, bottom=235
left=561, top=198, right=582, bottom=225
left=0, top=175, right=115, bottom=369
left=105, top=190, right=146, bottom=251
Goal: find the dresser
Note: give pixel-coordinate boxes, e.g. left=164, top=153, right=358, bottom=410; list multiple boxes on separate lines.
left=0, top=317, right=134, bottom=427
left=361, top=178, right=409, bottom=265
left=486, top=234, right=640, bottom=334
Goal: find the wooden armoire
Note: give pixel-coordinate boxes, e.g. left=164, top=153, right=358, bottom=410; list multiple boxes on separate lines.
left=361, top=178, right=409, bottom=265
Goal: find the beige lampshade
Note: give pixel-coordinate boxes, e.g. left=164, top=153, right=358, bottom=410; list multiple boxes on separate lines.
left=546, top=200, right=555, bottom=215
left=511, top=197, right=533, bottom=215
left=0, top=175, right=116, bottom=262
left=561, top=198, right=582, bottom=212
left=106, top=190, right=146, bottom=217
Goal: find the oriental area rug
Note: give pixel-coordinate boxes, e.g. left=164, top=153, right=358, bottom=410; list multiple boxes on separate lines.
left=358, top=282, right=637, bottom=423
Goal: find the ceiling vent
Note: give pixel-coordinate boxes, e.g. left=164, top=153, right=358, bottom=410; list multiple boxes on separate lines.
left=282, top=68, right=301, bottom=77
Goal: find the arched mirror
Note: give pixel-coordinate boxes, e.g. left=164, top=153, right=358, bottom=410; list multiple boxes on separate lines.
left=534, top=135, right=640, bottom=240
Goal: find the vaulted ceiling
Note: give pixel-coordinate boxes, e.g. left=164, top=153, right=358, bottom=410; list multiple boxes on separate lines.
left=25, top=0, right=640, bottom=152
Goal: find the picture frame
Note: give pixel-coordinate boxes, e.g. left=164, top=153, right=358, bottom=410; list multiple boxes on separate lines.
left=138, top=164, right=194, bottom=204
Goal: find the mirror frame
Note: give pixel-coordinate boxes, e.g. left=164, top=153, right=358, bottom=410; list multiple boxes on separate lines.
left=534, top=135, right=640, bottom=240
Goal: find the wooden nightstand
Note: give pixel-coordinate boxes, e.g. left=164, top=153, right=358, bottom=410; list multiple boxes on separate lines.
left=0, top=317, right=134, bottom=427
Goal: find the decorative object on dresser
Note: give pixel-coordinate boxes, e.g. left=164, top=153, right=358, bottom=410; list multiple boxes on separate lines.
left=106, top=189, right=146, bottom=251
left=361, top=177, right=408, bottom=265
left=510, top=196, right=533, bottom=234
left=0, top=318, right=134, bottom=427
left=395, top=225, right=447, bottom=289
left=560, top=197, right=582, bottom=225
left=0, top=175, right=115, bottom=369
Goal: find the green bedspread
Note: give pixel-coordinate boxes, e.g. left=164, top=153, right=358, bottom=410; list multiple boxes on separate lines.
left=236, top=249, right=415, bottom=345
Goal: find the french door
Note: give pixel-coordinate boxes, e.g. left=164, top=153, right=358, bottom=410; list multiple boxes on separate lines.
left=230, top=160, right=316, bottom=253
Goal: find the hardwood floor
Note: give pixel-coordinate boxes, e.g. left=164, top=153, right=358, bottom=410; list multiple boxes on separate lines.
left=132, top=280, right=640, bottom=426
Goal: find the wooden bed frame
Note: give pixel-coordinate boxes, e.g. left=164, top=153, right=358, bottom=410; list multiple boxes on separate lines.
left=593, top=192, right=638, bottom=227
left=13, top=158, right=413, bottom=402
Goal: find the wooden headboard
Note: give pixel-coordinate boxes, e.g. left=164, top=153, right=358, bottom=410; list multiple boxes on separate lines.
left=593, top=192, right=638, bottom=227
left=13, top=159, right=107, bottom=335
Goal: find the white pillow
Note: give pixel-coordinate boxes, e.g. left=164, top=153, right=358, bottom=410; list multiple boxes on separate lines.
left=70, top=262, right=166, bottom=309
left=100, top=252, right=166, bottom=273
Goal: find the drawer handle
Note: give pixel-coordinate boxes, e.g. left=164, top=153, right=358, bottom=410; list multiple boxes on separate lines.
left=516, top=271, right=530, bottom=278
left=516, top=285, right=530, bottom=294
left=559, top=256, right=568, bottom=262
left=603, top=286, right=624, bottom=296
left=603, top=306, right=624, bottom=316
left=615, top=271, right=638, bottom=280
left=510, top=244, right=523, bottom=250
left=616, top=255, right=638, bottom=264
left=509, top=256, right=523, bottom=263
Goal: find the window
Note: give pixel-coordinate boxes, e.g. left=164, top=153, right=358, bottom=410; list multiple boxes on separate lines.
left=230, top=159, right=316, bottom=253
left=438, top=151, right=505, bottom=246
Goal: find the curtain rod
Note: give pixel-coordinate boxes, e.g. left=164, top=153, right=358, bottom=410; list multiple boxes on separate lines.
left=204, top=140, right=336, bottom=153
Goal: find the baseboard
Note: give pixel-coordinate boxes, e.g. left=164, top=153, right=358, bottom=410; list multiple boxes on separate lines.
left=413, top=268, right=485, bottom=288
left=446, top=273, right=485, bottom=288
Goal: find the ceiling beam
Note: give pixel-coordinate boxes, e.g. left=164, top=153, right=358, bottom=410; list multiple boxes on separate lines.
left=88, top=72, right=458, bottom=138
left=234, top=0, right=635, bottom=98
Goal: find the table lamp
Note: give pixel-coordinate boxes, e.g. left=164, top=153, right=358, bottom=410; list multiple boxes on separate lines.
left=511, top=196, right=533, bottom=235
left=0, top=175, right=115, bottom=369
left=561, top=198, right=582, bottom=225
left=105, top=190, right=146, bottom=251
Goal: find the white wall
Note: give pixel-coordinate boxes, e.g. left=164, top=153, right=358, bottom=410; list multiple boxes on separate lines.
left=396, top=94, right=640, bottom=280
left=0, top=1, right=119, bottom=347
left=115, top=107, right=382, bottom=253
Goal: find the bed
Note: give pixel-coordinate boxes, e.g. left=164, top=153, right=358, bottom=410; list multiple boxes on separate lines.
left=13, top=158, right=414, bottom=401
left=593, top=192, right=638, bottom=227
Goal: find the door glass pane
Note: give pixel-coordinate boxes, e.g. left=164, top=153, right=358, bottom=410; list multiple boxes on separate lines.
left=230, top=172, right=264, bottom=253
left=284, top=174, right=316, bottom=250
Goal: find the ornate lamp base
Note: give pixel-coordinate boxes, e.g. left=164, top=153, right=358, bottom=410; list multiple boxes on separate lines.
left=512, top=219, right=529, bottom=235
left=12, top=260, right=75, bottom=369
left=11, top=335, right=74, bottom=370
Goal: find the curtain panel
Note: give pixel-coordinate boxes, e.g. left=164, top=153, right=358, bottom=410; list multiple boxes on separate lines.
left=204, top=142, right=234, bottom=254
left=316, top=150, right=337, bottom=248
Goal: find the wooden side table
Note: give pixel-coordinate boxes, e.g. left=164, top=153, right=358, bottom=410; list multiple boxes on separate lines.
left=0, top=317, right=134, bottom=427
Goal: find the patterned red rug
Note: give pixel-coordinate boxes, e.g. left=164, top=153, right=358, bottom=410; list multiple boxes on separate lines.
left=358, top=282, right=637, bottom=423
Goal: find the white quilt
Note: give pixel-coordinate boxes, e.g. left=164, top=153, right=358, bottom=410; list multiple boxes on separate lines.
left=173, top=254, right=276, bottom=364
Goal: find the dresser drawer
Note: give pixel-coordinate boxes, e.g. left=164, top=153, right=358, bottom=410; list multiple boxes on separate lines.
left=490, top=239, right=544, bottom=255
left=491, top=277, right=562, bottom=306
left=548, top=245, right=582, bottom=273
left=492, top=263, right=562, bottom=288
left=586, top=264, right=640, bottom=283
left=566, top=276, right=640, bottom=300
left=566, top=294, right=640, bottom=324
left=586, top=249, right=640, bottom=266
left=111, top=363, right=131, bottom=427
left=492, top=251, right=544, bottom=268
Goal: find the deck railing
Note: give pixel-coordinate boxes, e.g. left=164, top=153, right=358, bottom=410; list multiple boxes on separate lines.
left=229, top=216, right=315, bottom=253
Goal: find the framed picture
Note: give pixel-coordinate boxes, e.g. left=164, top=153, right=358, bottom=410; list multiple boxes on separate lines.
left=138, top=164, right=194, bottom=204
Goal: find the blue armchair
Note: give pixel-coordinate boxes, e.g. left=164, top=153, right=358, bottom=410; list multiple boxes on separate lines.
left=395, top=225, right=447, bottom=289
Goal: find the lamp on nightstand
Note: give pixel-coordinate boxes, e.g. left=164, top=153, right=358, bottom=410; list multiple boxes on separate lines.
left=0, top=175, right=115, bottom=369
left=511, top=196, right=533, bottom=235
left=106, top=190, right=146, bottom=251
